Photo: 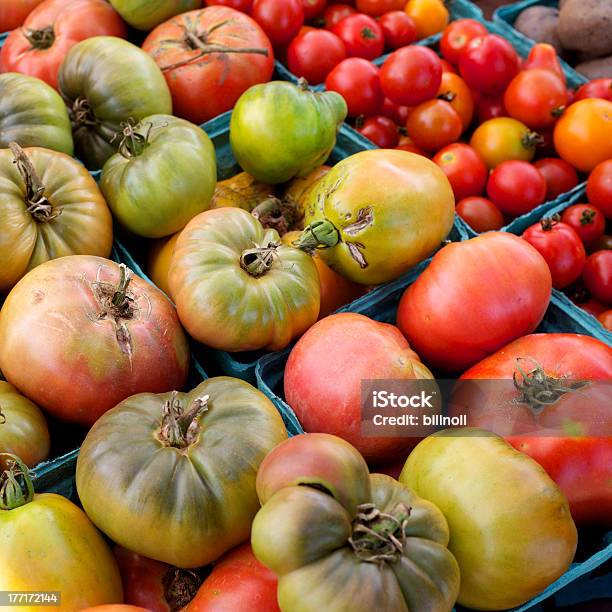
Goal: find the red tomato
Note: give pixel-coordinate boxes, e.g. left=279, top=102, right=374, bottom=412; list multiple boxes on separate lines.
left=533, top=158, right=579, bottom=201
left=475, top=93, right=507, bottom=122
left=575, top=296, right=608, bottom=317
left=583, top=250, right=612, bottom=303
left=325, top=57, right=383, bottom=116
left=561, top=204, right=606, bottom=247
left=287, top=29, right=345, bottom=84
left=522, top=43, right=565, bottom=84
left=522, top=218, right=586, bottom=288
left=587, top=159, right=612, bottom=219
left=356, top=115, right=399, bottom=148
left=380, top=45, right=442, bottom=106
left=395, top=136, right=427, bottom=157
left=301, top=0, right=326, bottom=20
left=356, top=0, right=405, bottom=16
left=440, top=58, right=456, bottom=73
left=487, top=160, right=547, bottom=216
left=456, top=196, right=505, bottom=232
left=251, top=0, right=304, bottom=47
left=321, top=3, right=356, bottom=29
left=598, top=309, right=612, bottom=330
left=380, top=97, right=410, bottom=124
left=439, top=18, right=487, bottom=65
left=0, top=0, right=44, bottom=30
left=592, top=234, right=612, bottom=251
left=397, top=232, right=552, bottom=371
left=459, top=34, right=520, bottom=96
left=406, top=99, right=462, bottom=152
left=332, top=13, right=384, bottom=60
left=436, top=71, right=474, bottom=130
left=433, top=143, right=487, bottom=201
left=205, top=0, right=253, bottom=11
left=185, top=543, right=279, bottom=612
left=379, top=11, right=417, bottom=49
left=574, top=78, right=612, bottom=103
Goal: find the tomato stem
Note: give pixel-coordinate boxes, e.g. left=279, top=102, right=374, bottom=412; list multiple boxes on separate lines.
left=112, top=264, right=133, bottom=308
left=158, top=393, right=210, bottom=449
left=540, top=213, right=561, bottom=231
left=252, top=196, right=302, bottom=236
left=521, top=131, right=544, bottom=150
left=240, top=243, right=280, bottom=277
left=23, top=26, right=55, bottom=50
left=163, top=567, right=205, bottom=610
left=294, top=219, right=340, bottom=253
left=114, top=119, right=155, bottom=159
left=0, top=454, right=34, bottom=511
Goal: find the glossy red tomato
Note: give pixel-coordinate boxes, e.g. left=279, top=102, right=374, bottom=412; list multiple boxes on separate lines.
left=587, top=159, right=612, bottom=219
left=522, top=219, right=586, bottom=288
left=475, top=93, right=507, bottom=122
left=407, top=99, right=462, bottom=153
left=325, top=57, right=383, bottom=116
left=356, top=115, right=399, bottom=148
left=440, top=58, right=456, bottom=73
left=561, top=204, right=606, bottom=247
left=433, top=143, right=487, bottom=201
left=533, top=158, right=579, bottom=201
left=356, top=0, right=405, bottom=16
left=395, top=136, right=428, bottom=157
left=379, top=11, right=417, bottom=49
left=287, top=29, right=345, bottom=84
left=583, top=250, right=612, bottom=303
left=592, top=234, right=612, bottom=251
left=205, top=0, right=253, bottom=10
left=0, top=0, right=45, bottom=30
left=439, top=18, right=487, bottom=65
left=522, top=43, right=565, bottom=84
left=380, top=45, right=442, bottom=106
left=456, top=196, right=505, bottom=232
left=459, top=34, right=520, bottom=96
left=301, top=0, right=326, bottom=20
left=321, top=3, right=355, bottom=29
left=574, top=78, right=612, bottom=103
left=487, top=160, right=547, bottom=216
left=332, top=13, right=384, bottom=60
left=598, top=309, right=612, bottom=330
left=252, top=0, right=304, bottom=46
left=380, top=97, right=410, bottom=124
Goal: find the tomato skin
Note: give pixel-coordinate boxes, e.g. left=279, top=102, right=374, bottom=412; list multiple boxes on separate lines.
left=356, top=0, right=404, bottom=16
left=456, top=196, right=504, bottom=232
left=404, top=0, right=449, bottom=39
left=487, top=160, right=547, bottom=216
left=598, top=309, right=612, bottom=330
left=148, top=234, right=179, bottom=300
left=332, top=13, right=384, bottom=60
left=325, top=58, right=383, bottom=117
left=522, top=43, right=565, bottom=84
left=436, top=71, right=474, bottom=130
left=433, top=143, right=487, bottom=201
left=591, top=234, right=612, bottom=251
left=406, top=99, right=462, bottom=153
left=301, top=0, right=326, bottom=20
left=474, top=93, right=507, bottom=123
left=575, top=297, right=608, bottom=317
left=561, top=204, right=606, bottom=247
left=0, top=0, right=45, bottom=30
left=533, top=157, right=579, bottom=201
left=378, top=11, right=417, bottom=49
left=109, top=0, right=200, bottom=30
left=321, top=3, right=355, bottom=29
left=287, top=29, right=346, bottom=84
left=251, top=0, right=304, bottom=46
left=380, top=97, right=410, bottom=124
left=356, top=114, right=399, bottom=148
left=583, top=250, right=612, bottom=303
left=205, top=0, right=253, bottom=10
left=574, top=78, right=612, bottom=103
left=439, top=18, right=487, bottom=65
left=587, top=159, right=612, bottom=219
left=380, top=45, right=442, bottom=106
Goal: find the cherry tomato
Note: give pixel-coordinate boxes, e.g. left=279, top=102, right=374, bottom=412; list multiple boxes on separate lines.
left=287, top=30, right=346, bottom=84
left=440, top=59, right=457, bottom=74
left=522, top=218, right=586, bottom=288
left=533, top=158, right=579, bottom=201
left=576, top=297, right=608, bottom=317
left=380, top=97, right=411, bottom=125
left=587, top=159, right=612, bottom=219
left=356, top=115, right=399, bottom=148
left=356, top=0, right=405, bottom=17
left=332, top=13, right=384, bottom=60
left=380, top=45, right=442, bottom=106
left=433, top=143, right=487, bottom=201
left=487, top=160, right=547, bottom=216
left=574, top=79, right=612, bottom=103
left=404, top=0, right=449, bottom=40
left=522, top=43, right=565, bottom=85
left=301, top=0, right=327, bottom=20
left=395, top=135, right=428, bottom=156
left=325, top=58, right=383, bottom=117
left=440, top=18, right=488, bottom=65
left=379, top=11, right=417, bottom=49
left=459, top=34, right=520, bottom=96
left=591, top=234, right=612, bottom=252
left=406, top=99, right=462, bottom=153
left=321, top=3, right=356, bottom=29
left=456, top=196, right=505, bottom=232
left=205, top=0, right=253, bottom=10
left=561, top=203, right=606, bottom=247
left=436, top=72, right=474, bottom=130
left=252, top=0, right=304, bottom=47
left=474, top=93, right=507, bottom=123
left=598, top=310, right=612, bottom=330
left=583, top=250, right=612, bottom=303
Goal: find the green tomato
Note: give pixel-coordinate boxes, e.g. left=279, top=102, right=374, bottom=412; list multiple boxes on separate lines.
left=108, top=0, right=200, bottom=30
left=100, top=115, right=217, bottom=238
left=230, top=80, right=347, bottom=184
left=0, top=73, right=73, bottom=155
left=58, top=37, right=172, bottom=170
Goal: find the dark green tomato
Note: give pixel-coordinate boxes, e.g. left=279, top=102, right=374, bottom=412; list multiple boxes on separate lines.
left=76, top=377, right=288, bottom=568
left=58, top=37, right=172, bottom=170
left=100, top=115, right=217, bottom=238
left=109, top=0, right=200, bottom=31
left=230, top=80, right=347, bottom=184
left=252, top=473, right=460, bottom=612
left=0, top=73, right=73, bottom=155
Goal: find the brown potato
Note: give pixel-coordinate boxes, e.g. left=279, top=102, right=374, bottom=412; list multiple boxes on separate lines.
left=514, top=6, right=563, bottom=53
left=558, top=0, right=612, bottom=58
left=575, top=55, right=612, bottom=79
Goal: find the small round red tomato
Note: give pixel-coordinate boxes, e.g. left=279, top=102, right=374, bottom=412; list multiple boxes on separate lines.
left=356, top=115, right=399, bottom=148
left=574, top=78, right=612, bottom=103
left=439, top=18, right=487, bottom=65
left=436, top=71, right=474, bottom=130
left=533, top=158, right=579, bottom=201
left=379, top=11, right=417, bottom=49
left=456, top=196, right=505, bottom=232
left=459, top=34, right=520, bottom=96
left=332, top=13, right=384, bottom=60
left=321, top=3, right=356, bottom=29
left=356, top=0, right=405, bottom=16
left=576, top=296, right=608, bottom=317
left=380, top=45, right=442, bottom=106
left=583, top=250, right=612, bottom=303
left=407, top=99, right=462, bottom=152
left=522, top=218, right=586, bottom=288
left=287, top=29, right=346, bottom=84
left=433, top=143, right=487, bottom=201
left=205, top=0, right=253, bottom=10
left=380, top=97, right=410, bottom=124
left=598, top=309, right=612, bottom=330
left=487, top=160, right=547, bottom=216
left=561, top=204, right=606, bottom=247
left=587, top=159, right=612, bottom=219
left=475, top=93, right=507, bottom=122
left=440, top=58, right=456, bottom=73
left=325, top=57, right=383, bottom=117
left=591, top=234, right=612, bottom=251
left=395, top=135, right=427, bottom=156
left=252, top=0, right=304, bottom=46
left=301, top=0, right=326, bottom=20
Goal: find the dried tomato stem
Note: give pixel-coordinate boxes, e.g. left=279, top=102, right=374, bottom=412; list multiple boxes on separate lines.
left=0, top=454, right=34, bottom=511
left=240, top=243, right=280, bottom=277
left=158, top=394, right=210, bottom=449
left=23, top=26, right=55, bottom=50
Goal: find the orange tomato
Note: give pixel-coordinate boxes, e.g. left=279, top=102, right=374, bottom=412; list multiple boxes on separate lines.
left=404, top=0, right=449, bottom=39
left=147, top=232, right=179, bottom=299
left=437, top=71, right=474, bottom=131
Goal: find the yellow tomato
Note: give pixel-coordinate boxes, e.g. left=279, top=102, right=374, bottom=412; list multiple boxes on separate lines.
left=404, top=0, right=449, bottom=39
left=147, top=232, right=180, bottom=299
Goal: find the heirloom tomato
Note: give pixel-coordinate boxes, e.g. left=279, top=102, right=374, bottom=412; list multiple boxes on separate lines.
left=433, top=143, right=487, bottom=201
left=534, top=158, right=579, bottom=201
left=109, top=0, right=200, bottom=30
left=325, top=58, right=383, bottom=117
left=561, top=204, right=606, bottom=247
left=583, top=250, right=612, bottom=303
left=486, top=160, right=547, bottom=216
left=456, top=196, right=504, bottom=232
left=587, top=159, right=612, bottom=219
left=0, top=0, right=45, bottom=30
left=147, top=233, right=179, bottom=299
left=439, top=18, right=487, bottom=65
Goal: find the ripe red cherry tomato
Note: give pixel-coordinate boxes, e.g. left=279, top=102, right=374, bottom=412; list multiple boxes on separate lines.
left=379, top=11, right=418, bottom=49
left=440, top=59, right=457, bottom=73
left=587, top=159, right=612, bottom=219
left=301, top=0, right=327, bottom=20
left=487, top=160, right=547, bottom=216
left=433, top=143, right=487, bottom=201
left=583, top=251, right=612, bottom=303
left=380, top=45, right=442, bottom=106
left=522, top=218, right=586, bottom=288
left=321, top=3, right=356, bottom=29
left=459, top=34, right=520, bottom=96
left=395, top=135, right=428, bottom=156
left=287, top=30, right=346, bottom=84
left=356, top=0, right=405, bottom=16
left=561, top=203, right=606, bottom=247
left=406, top=99, right=462, bottom=152
left=325, top=58, right=383, bottom=117
left=598, top=309, right=612, bottom=330
left=356, top=115, right=399, bottom=148
left=252, top=0, right=304, bottom=47
left=533, top=158, right=579, bottom=201
left=574, top=79, right=612, bottom=103
left=332, top=13, right=384, bottom=60
left=575, top=297, right=608, bottom=317
left=380, top=97, right=411, bottom=124
left=475, top=93, right=507, bottom=122
left=456, top=196, right=505, bottom=232
left=205, top=0, right=253, bottom=10
left=440, top=18, right=488, bottom=65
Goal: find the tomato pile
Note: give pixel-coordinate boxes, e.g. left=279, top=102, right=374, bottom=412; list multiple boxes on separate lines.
left=0, top=0, right=611, bottom=610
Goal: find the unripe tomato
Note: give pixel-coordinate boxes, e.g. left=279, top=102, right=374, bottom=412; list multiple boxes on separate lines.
left=436, top=72, right=474, bottom=130
left=587, top=159, right=612, bottom=219
left=252, top=0, right=304, bottom=47
left=356, top=115, right=399, bottom=148
left=533, top=158, right=579, bottom=201
left=574, top=79, right=612, bottom=103
left=379, top=11, right=418, bottom=49
left=404, top=0, right=449, bottom=39
left=583, top=251, right=612, bottom=303
left=321, top=3, right=356, bottom=29
left=433, top=143, right=487, bottom=201
left=325, top=58, right=383, bottom=117
left=561, top=204, right=606, bottom=247
left=440, top=18, right=488, bottom=65
left=287, top=30, right=346, bottom=84
left=487, top=160, right=547, bottom=216
left=456, top=196, right=505, bottom=232
left=356, top=0, right=405, bottom=17
left=332, top=13, right=384, bottom=60
left=407, top=99, right=462, bottom=153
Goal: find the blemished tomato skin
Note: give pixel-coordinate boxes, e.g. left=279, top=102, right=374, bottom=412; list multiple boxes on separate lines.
left=456, top=196, right=505, bottom=233
left=533, top=157, right=579, bottom=201
left=583, top=250, right=612, bottom=303
left=439, top=18, right=487, bottom=65
left=561, top=204, right=606, bottom=247
left=325, top=58, right=383, bottom=117
left=287, top=29, right=346, bottom=84
left=587, top=159, right=612, bottom=219
left=433, top=143, right=487, bottom=201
